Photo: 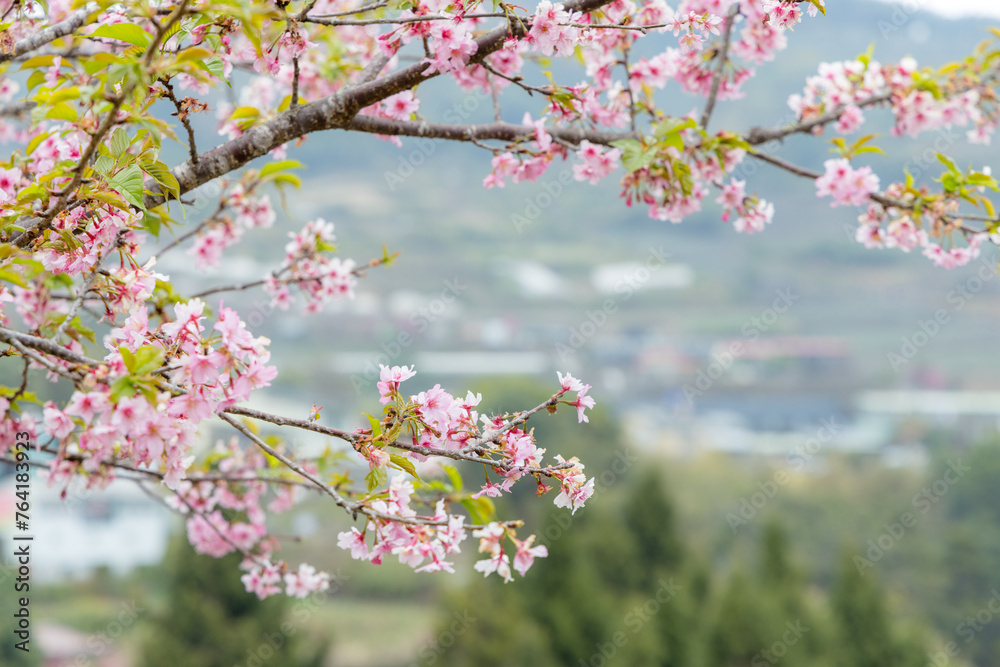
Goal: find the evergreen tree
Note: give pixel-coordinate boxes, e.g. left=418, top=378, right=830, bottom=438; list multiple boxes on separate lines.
left=436, top=578, right=555, bottom=667
left=623, top=470, right=685, bottom=587
left=830, top=548, right=924, bottom=667
left=139, top=537, right=329, bottom=667
left=705, top=571, right=777, bottom=667
left=758, top=521, right=827, bottom=662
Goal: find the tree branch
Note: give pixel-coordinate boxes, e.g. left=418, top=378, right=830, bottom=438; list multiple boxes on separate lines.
left=0, top=2, right=99, bottom=62
left=700, top=3, right=740, bottom=130
left=344, top=115, right=637, bottom=147
left=140, top=0, right=616, bottom=210
left=745, top=91, right=893, bottom=145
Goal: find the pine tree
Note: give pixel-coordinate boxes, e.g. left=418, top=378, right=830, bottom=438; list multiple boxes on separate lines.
left=830, top=548, right=924, bottom=667
left=705, top=571, right=778, bottom=667
left=139, top=537, right=329, bottom=667
left=623, top=470, right=685, bottom=587
left=758, top=521, right=828, bottom=662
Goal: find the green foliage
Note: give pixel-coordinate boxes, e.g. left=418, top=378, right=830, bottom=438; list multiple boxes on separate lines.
left=830, top=549, right=924, bottom=667
left=138, top=537, right=329, bottom=667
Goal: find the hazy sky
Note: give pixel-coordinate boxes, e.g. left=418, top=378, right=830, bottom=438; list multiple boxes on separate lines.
left=875, top=0, right=1000, bottom=20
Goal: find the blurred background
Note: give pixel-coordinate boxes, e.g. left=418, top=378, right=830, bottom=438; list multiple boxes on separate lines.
left=4, top=0, right=1000, bottom=665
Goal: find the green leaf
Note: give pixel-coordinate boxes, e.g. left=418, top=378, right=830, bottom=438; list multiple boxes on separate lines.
left=808, top=0, right=825, bottom=15
left=91, top=24, right=152, bottom=48
left=109, top=129, right=130, bottom=157
left=25, top=131, right=52, bottom=155
left=271, top=173, right=301, bottom=188
left=654, top=117, right=697, bottom=138
left=941, top=172, right=961, bottom=193
left=91, top=24, right=153, bottom=48
left=132, top=345, right=165, bottom=375
left=365, top=466, right=388, bottom=492
left=460, top=497, right=496, bottom=525
left=110, top=376, right=137, bottom=401
left=442, top=464, right=463, bottom=491
left=143, top=160, right=180, bottom=200
left=0, top=267, right=28, bottom=288
left=202, top=57, right=229, bottom=85
left=119, top=346, right=137, bottom=373
left=108, top=164, right=145, bottom=211
left=936, top=152, right=960, bottom=174
left=389, top=454, right=420, bottom=479
left=259, top=160, right=303, bottom=179
left=610, top=138, right=657, bottom=174
left=363, top=412, right=382, bottom=437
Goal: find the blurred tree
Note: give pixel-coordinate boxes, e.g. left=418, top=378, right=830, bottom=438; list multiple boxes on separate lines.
left=758, top=521, right=828, bottom=662
left=139, top=537, right=329, bottom=667
left=705, top=571, right=778, bottom=667
left=625, top=469, right=685, bottom=586
left=830, top=548, right=924, bottom=667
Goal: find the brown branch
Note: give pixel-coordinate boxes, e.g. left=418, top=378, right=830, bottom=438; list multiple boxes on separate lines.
left=0, top=100, right=37, bottom=118
left=304, top=11, right=507, bottom=26
left=0, top=2, right=99, bottom=63
left=140, top=0, right=616, bottom=210
left=160, top=78, right=200, bottom=164
left=0, top=326, right=99, bottom=366
left=345, top=115, right=637, bottom=146
left=745, top=91, right=894, bottom=145
left=700, top=3, right=740, bottom=130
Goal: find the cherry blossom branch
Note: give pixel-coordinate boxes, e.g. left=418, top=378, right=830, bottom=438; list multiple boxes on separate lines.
left=220, top=412, right=358, bottom=508
left=304, top=11, right=508, bottom=26
left=0, top=2, right=99, bottom=63
left=304, top=0, right=390, bottom=19
left=0, top=326, right=97, bottom=366
left=159, top=78, right=200, bottom=164
left=745, top=91, right=893, bottom=145
left=0, top=330, right=82, bottom=382
left=220, top=412, right=514, bottom=529
left=0, top=101, right=36, bottom=118
left=186, top=253, right=387, bottom=299
left=12, top=93, right=128, bottom=247
left=345, top=115, right=637, bottom=146
left=224, top=396, right=578, bottom=478
left=138, top=0, right=616, bottom=210
left=700, top=3, right=740, bottom=130
left=749, top=149, right=986, bottom=235
left=52, top=232, right=122, bottom=342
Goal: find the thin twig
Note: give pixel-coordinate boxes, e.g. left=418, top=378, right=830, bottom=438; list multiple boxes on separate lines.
left=160, top=78, right=200, bottom=164
left=291, top=57, right=301, bottom=107
left=0, top=2, right=99, bottom=63
left=700, top=3, right=739, bottom=130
